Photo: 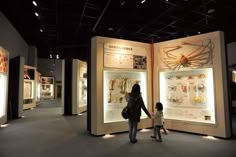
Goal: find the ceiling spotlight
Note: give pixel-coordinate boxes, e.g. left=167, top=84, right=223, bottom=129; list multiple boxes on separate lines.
left=120, top=0, right=126, bottom=5
left=35, top=12, right=39, bottom=17
left=108, top=27, right=114, bottom=31
left=32, top=1, right=37, bottom=6
left=40, top=29, right=43, bottom=32
left=198, top=31, right=201, bottom=34
left=207, top=9, right=215, bottom=14
left=141, top=0, right=146, bottom=4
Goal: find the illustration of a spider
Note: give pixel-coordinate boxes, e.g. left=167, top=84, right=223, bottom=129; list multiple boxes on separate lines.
left=160, top=39, right=213, bottom=70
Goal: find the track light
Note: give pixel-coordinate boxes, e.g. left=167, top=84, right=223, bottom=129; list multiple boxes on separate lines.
left=32, top=1, right=37, bottom=6
left=35, top=12, right=39, bottom=17
left=120, top=0, right=126, bottom=5
left=141, top=0, right=146, bottom=4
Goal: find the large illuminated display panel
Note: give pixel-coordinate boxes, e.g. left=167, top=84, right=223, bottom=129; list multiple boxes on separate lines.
left=91, top=36, right=152, bottom=135
left=159, top=68, right=215, bottom=124
left=103, top=70, right=147, bottom=123
left=0, top=47, right=9, bottom=125
left=154, top=31, right=231, bottom=138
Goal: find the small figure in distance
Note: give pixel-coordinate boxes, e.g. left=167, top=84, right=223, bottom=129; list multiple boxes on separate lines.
left=150, top=102, right=168, bottom=142
left=127, top=83, right=151, bottom=144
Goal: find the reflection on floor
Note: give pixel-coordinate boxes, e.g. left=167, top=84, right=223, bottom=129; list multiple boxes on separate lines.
left=0, top=99, right=236, bottom=157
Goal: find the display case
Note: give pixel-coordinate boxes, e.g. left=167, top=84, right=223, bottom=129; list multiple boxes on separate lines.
left=103, top=70, right=148, bottom=123
left=159, top=68, right=215, bottom=124
left=0, top=47, right=9, bottom=125
left=77, top=61, right=87, bottom=113
left=41, top=77, right=54, bottom=99
left=23, top=66, right=36, bottom=110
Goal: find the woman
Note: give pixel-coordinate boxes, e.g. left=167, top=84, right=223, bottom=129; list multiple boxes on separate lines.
left=127, top=83, right=151, bottom=143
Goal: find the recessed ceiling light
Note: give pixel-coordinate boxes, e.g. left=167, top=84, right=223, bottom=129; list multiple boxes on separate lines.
left=32, top=1, right=37, bottom=6
left=35, top=12, right=39, bottom=17
left=141, top=0, right=146, bottom=4
left=198, top=32, right=201, bottom=34
left=108, top=27, right=114, bottom=31
left=40, top=29, right=43, bottom=32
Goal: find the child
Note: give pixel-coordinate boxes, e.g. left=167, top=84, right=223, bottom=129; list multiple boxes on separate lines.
left=150, top=102, right=167, bottom=142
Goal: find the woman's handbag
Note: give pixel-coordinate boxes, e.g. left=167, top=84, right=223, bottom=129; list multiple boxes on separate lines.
left=121, top=106, right=130, bottom=119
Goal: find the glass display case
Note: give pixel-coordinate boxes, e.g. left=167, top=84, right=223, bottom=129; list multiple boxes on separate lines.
left=41, top=77, right=54, bottom=99
left=103, top=70, right=147, bottom=123
left=159, top=68, right=215, bottom=124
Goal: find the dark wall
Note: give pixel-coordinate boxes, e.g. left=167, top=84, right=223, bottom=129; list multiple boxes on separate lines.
left=0, top=11, right=29, bottom=61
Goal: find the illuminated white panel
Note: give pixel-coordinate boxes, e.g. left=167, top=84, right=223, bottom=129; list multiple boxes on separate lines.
left=0, top=74, right=7, bottom=117
left=103, top=70, right=147, bottom=123
left=232, top=71, right=236, bottom=83
left=159, top=68, right=215, bottom=124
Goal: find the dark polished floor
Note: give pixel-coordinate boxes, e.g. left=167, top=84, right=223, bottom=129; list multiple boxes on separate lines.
left=0, top=99, right=236, bottom=157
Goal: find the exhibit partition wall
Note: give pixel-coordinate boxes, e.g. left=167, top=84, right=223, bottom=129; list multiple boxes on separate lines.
left=41, top=76, right=54, bottom=100
left=154, top=31, right=231, bottom=138
left=91, top=36, right=152, bottom=135
left=72, top=59, right=87, bottom=114
left=0, top=47, right=9, bottom=125
left=8, top=56, right=24, bottom=119
left=23, top=65, right=36, bottom=110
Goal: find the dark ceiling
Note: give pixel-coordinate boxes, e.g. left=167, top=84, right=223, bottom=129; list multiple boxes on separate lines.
left=0, top=0, right=236, bottom=60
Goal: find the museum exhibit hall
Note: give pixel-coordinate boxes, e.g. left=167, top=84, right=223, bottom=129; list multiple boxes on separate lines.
left=0, top=0, right=236, bottom=157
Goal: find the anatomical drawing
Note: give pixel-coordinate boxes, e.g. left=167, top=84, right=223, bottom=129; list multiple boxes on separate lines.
left=164, top=72, right=207, bottom=106
left=160, top=39, right=213, bottom=70
left=107, top=77, right=141, bottom=104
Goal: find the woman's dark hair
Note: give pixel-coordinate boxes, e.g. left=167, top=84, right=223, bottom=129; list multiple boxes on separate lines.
left=156, top=102, right=163, bottom=111
left=131, top=83, right=141, bottom=94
